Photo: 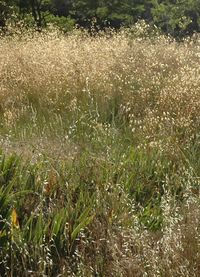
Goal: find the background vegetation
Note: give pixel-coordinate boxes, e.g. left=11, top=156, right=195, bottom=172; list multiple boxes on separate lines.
left=0, top=26, right=200, bottom=275
left=0, top=0, right=200, bottom=37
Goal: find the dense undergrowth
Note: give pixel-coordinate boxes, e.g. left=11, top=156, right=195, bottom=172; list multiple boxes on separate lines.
left=0, top=27, right=200, bottom=276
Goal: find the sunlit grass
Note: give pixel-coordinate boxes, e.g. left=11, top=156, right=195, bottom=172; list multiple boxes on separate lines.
left=0, top=25, right=200, bottom=276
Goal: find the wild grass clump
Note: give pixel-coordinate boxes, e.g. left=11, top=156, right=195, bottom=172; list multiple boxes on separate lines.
left=0, top=26, right=200, bottom=276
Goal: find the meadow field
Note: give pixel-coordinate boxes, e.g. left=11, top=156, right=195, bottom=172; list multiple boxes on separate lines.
left=0, top=26, right=200, bottom=276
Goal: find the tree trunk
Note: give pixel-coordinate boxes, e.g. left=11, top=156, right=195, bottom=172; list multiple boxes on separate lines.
left=30, top=0, right=43, bottom=29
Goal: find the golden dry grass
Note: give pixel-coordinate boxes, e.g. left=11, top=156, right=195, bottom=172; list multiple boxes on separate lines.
left=0, top=29, right=199, bottom=146
left=0, top=27, right=200, bottom=276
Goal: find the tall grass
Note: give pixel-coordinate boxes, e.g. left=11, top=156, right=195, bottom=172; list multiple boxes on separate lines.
left=0, top=25, right=200, bottom=276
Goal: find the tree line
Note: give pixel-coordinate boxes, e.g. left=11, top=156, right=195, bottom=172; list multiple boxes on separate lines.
left=0, top=0, right=200, bottom=37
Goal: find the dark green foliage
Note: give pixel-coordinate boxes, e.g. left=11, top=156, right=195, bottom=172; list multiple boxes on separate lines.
left=151, top=0, right=200, bottom=37
left=0, top=0, right=19, bottom=28
left=0, top=0, right=199, bottom=36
